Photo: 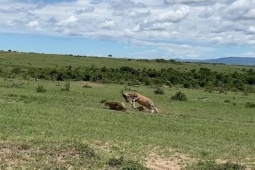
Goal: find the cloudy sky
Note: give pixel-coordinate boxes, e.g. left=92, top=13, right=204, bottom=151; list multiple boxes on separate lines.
left=1, top=0, right=255, bottom=59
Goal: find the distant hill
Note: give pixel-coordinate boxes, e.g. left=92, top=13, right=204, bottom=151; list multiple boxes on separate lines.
left=179, top=57, right=255, bottom=66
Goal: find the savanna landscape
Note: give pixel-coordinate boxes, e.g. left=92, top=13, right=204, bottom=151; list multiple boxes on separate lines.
left=0, top=50, right=255, bottom=169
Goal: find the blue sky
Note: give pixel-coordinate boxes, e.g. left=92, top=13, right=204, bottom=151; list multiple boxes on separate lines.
left=0, top=0, right=255, bottom=59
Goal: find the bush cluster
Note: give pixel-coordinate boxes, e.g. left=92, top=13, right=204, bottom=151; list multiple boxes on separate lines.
left=154, top=87, right=165, bottom=95
left=245, top=102, right=255, bottom=108
left=36, top=85, right=46, bottom=93
left=1, top=64, right=255, bottom=93
left=171, top=91, right=187, bottom=101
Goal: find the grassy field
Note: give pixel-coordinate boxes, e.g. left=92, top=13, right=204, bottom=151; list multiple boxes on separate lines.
left=0, top=51, right=254, bottom=73
left=0, top=51, right=255, bottom=169
left=0, top=76, right=255, bottom=169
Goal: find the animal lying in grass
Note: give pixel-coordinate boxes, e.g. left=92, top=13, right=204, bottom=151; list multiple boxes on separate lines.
left=121, top=90, right=159, bottom=113
left=104, top=101, right=126, bottom=111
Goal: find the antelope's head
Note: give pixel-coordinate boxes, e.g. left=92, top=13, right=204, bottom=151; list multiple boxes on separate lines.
left=121, top=90, right=132, bottom=103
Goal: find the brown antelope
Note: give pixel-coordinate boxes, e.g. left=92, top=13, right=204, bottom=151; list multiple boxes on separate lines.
left=121, top=90, right=159, bottom=113
left=105, top=101, right=126, bottom=111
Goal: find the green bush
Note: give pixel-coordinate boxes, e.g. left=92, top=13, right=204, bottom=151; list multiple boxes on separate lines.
left=171, top=91, right=187, bottom=101
left=11, top=67, right=22, bottom=74
left=100, top=99, right=107, bottom=103
left=121, top=160, right=148, bottom=170
left=183, top=82, right=192, bottom=89
left=245, top=102, right=255, bottom=108
left=61, top=81, right=71, bottom=91
left=107, top=157, right=123, bottom=167
left=36, top=85, right=46, bottom=93
left=154, top=87, right=165, bottom=95
left=73, top=142, right=97, bottom=159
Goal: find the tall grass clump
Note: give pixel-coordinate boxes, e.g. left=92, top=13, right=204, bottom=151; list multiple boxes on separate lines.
left=154, top=87, right=165, bottom=95
left=36, top=85, right=46, bottom=93
left=107, top=157, right=148, bottom=170
left=171, top=91, right=187, bottom=101
left=245, top=102, right=255, bottom=108
left=61, top=81, right=71, bottom=91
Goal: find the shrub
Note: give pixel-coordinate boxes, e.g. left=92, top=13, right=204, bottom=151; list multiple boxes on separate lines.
left=74, top=142, right=97, bottom=159
left=205, top=81, right=214, bottom=93
left=166, top=81, right=172, bottom=88
left=154, top=87, right=165, bottom=95
left=224, top=100, right=231, bottom=103
left=100, top=99, right=107, bottom=103
left=11, top=67, right=22, bottom=74
left=171, top=91, right=187, bottom=101
left=107, top=157, right=124, bottom=167
left=183, top=82, right=192, bottom=89
left=121, top=160, right=148, bottom=170
left=36, top=85, right=46, bottom=93
left=218, top=87, right=226, bottom=94
left=245, top=102, right=255, bottom=108
left=61, top=81, right=71, bottom=91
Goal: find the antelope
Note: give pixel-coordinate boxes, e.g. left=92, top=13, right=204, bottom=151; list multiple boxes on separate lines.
left=121, top=90, right=159, bottom=113
left=104, top=101, right=126, bottom=111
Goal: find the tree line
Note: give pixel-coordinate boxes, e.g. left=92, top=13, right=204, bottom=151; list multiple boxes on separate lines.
left=1, top=65, right=255, bottom=92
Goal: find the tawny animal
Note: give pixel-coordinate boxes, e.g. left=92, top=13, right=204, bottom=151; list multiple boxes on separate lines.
left=105, top=101, right=126, bottom=111
left=121, top=90, right=159, bottom=113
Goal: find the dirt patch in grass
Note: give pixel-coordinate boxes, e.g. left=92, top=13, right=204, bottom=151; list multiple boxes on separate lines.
left=0, top=145, right=34, bottom=168
left=0, top=143, right=100, bottom=169
left=145, top=151, right=195, bottom=170
left=90, top=140, right=112, bottom=153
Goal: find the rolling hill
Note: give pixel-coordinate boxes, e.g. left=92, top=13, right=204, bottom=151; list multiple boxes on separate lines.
left=181, top=57, right=255, bottom=66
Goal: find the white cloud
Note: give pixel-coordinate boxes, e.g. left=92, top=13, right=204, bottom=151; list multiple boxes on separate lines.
left=248, top=26, right=255, bottom=33
left=156, top=5, right=190, bottom=23
left=74, top=6, right=95, bottom=15
left=221, top=0, right=255, bottom=20
left=57, top=16, right=78, bottom=26
left=164, top=0, right=218, bottom=5
left=6, top=20, right=17, bottom=26
left=240, top=51, right=255, bottom=57
left=128, top=10, right=151, bottom=18
left=99, top=20, right=115, bottom=29
left=199, top=6, right=215, bottom=18
left=28, top=20, right=39, bottom=27
left=134, top=0, right=164, bottom=6
left=1, top=0, right=255, bottom=59
left=132, top=25, right=141, bottom=32
left=131, top=39, right=213, bottom=59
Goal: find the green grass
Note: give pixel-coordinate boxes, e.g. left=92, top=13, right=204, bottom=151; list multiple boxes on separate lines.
left=0, top=77, right=255, bottom=169
left=1, top=51, right=254, bottom=73
left=1, top=51, right=255, bottom=169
